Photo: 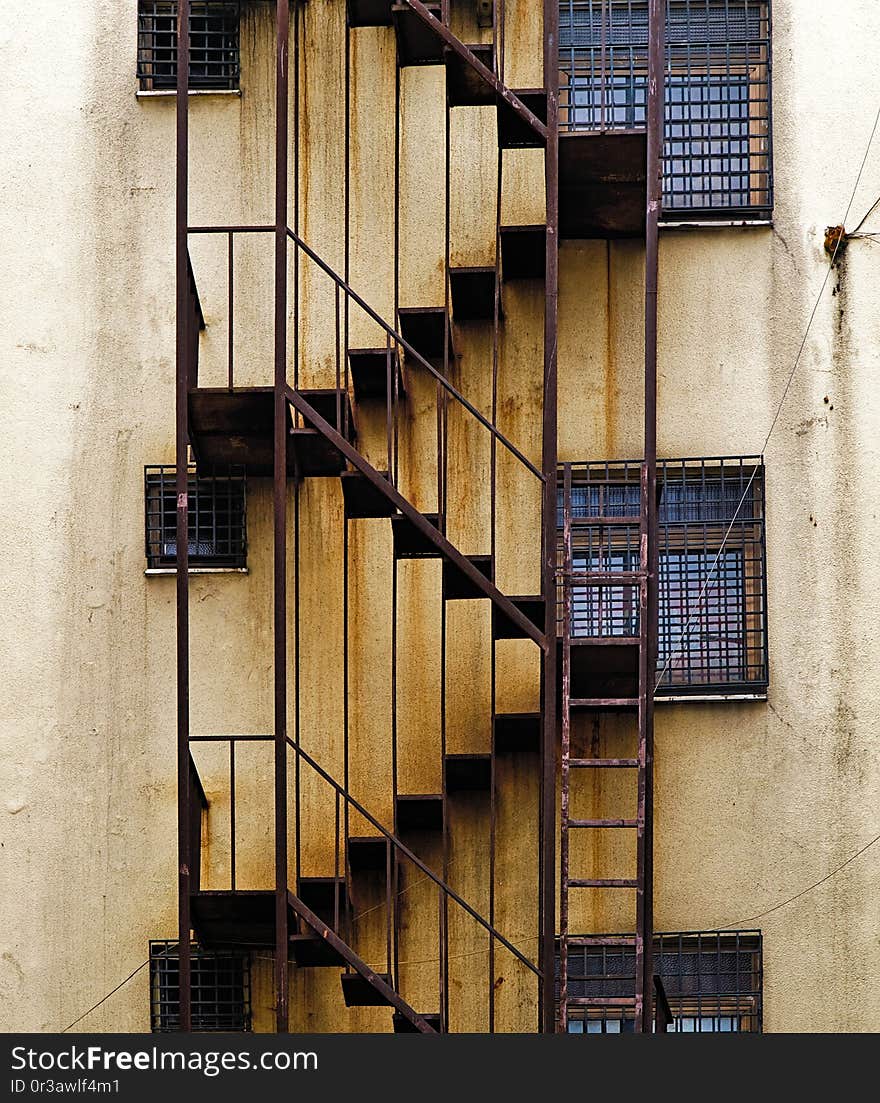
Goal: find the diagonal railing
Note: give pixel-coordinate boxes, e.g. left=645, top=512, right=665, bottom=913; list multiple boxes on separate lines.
left=189, top=733, right=541, bottom=1032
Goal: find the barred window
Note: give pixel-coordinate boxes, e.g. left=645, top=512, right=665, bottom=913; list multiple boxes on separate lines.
left=559, top=0, right=772, bottom=216
left=149, top=942, right=250, bottom=1032
left=557, top=457, right=768, bottom=695
left=145, top=465, right=247, bottom=570
left=562, top=931, right=762, bottom=1033
left=137, top=2, right=241, bottom=91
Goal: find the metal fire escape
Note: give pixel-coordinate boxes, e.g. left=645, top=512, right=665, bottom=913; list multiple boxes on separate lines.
left=555, top=0, right=663, bottom=1033
left=171, top=0, right=662, bottom=1033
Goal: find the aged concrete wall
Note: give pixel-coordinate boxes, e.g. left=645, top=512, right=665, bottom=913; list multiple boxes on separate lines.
left=1, top=0, right=879, bottom=1035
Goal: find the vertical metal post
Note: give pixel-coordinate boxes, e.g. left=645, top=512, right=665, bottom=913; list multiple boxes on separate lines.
left=636, top=0, right=663, bottom=1034
left=175, top=0, right=192, bottom=1036
left=273, top=0, right=291, bottom=1035
left=541, top=0, right=560, bottom=1035
left=558, top=464, right=572, bottom=1033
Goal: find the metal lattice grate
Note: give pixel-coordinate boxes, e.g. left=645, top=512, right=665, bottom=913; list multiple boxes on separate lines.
left=558, top=0, right=772, bottom=216
left=557, top=457, right=768, bottom=695
left=149, top=942, right=251, bottom=1032
left=137, top=1, right=241, bottom=91
left=145, top=465, right=247, bottom=569
left=561, top=931, right=762, bottom=1032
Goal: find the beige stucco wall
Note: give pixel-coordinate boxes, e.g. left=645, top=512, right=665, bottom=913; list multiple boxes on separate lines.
left=1, top=0, right=879, bottom=1034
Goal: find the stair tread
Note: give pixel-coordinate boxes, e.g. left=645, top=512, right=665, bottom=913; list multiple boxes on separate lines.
left=340, top=970, right=394, bottom=1007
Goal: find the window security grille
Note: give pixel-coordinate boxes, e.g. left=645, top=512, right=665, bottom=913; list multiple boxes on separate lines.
left=149, top=942, right=251, bottom=1032
left=145, top=465, right=247, bottom=569
left=559, top=0, right=772, bottom=216
left=137, top=2, right=241, bottom=91
left=557, top=457, right=768, bottom=695
left=561, top=931, right=763, bottom=1032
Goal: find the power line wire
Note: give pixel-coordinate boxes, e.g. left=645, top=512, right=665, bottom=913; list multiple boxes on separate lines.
left=655, top=99, right=880, bottom=690
left=713, top=829, right=880, bottom=932
left=60, top=958, right=151, bottom=1034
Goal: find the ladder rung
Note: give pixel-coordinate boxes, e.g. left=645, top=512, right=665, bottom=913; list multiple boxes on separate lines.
left=566, top=997, right=637, bottom=1007
left=571, top=514, right=642, bottom=526
left=562, top=572, right=646, bottom=584
left=570, top=697, right=639, bottom=710
left=569, top=878, right=639, bottom=889
left=570, top=758, right=639, bottom=769
left=566, top=935, right=638, bottom=948
left=568, top=818, right=638, bottom=829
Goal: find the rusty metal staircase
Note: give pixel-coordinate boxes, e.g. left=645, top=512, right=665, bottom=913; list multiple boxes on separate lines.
left=172, top=0, right=558, bottom=1033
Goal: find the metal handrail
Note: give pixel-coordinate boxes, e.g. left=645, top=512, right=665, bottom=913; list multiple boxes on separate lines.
left=189, top=733, right=541, bottom=979
left=185, top=223, right=544, bottom=482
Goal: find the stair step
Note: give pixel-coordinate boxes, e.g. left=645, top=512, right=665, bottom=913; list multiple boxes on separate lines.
left=497, top=88, right=547, bottom=149
left=391, top=2, right=444, bottom=67
left=493, top=712, right=540, bottom=754
left=289, top=933, right=347, bottom=968
left=499, top=225, right=546, bottom=280
left=569, top=879, right=639, bottom=889
left=396, top=793, right=444, bottom=832
left=445, top=43, right=495, bottom=107
left=294, top=387, right=356, bottom=434
left=348, top=347, right=405, bottom=403
left=568, top=819, right=638, bottom=829
left=569, top=697, right=640, bottom=711
left=492, top=595, right=544, bottom=640
left=347, top=0, right=394, bottom=26
left=391, top=512, right=442, bottom=558
left=397, top=305, right=453, bottom=362
left=449, top=265, right=498, bottom=321
left=570, top=758, right=639, bottom=769
left=444, top=554, right=493, bottom=599
left=340, top=970, right=395, bottom=1007
left=347, top=835, right=389, bottom=874
left=296, top=877, right=350, bottom=924
left=393, top=1010, right=442, bottom=1033
left=445, top=753, right=491, bottom=793
left=340, top=470, right=396, bottom=519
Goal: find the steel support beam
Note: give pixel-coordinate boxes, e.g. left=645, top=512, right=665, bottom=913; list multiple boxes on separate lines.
left=273, top=0, right=291, bottom=1035
left=175, top=0, right=192, bottom=1035
left=635, top=0, right=663, bottom=1034
left=541, top=0, right=560, bottom=1034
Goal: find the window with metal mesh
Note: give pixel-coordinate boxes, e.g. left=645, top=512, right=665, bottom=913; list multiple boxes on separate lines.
left=137, top=2, right=241, bottom=91
left=149, top=942, right=251, bottom=1032
left=561, top=931, right=762, bottom=1032
left=559, top=0, right=772, bottom=216
left=557, top=457, right=768, bottom=695
left=145, top=465, right=247, bottom=569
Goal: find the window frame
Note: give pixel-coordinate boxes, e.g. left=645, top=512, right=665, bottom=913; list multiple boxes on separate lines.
left=557, top=457, right=769, bottom=698
left=558, top=0, right=773, bottom=219
left=137, top=1, right=242, bottom=93
left=149, top=941, right=251, bottom=1033
left=562, top=930, right=763, bottom=1034
left=144, top=464, right=248, bottom=572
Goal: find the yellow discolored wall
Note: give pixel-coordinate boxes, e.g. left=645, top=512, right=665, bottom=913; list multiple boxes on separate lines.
left=2, top=0, right=880, bottom=1037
